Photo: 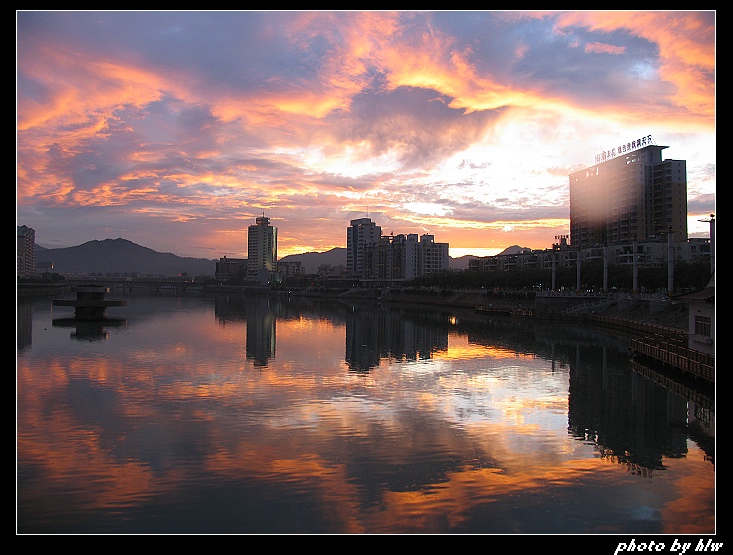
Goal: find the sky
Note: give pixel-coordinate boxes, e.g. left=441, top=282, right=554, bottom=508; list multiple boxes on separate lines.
left=16, top=10, right=716, bottom=260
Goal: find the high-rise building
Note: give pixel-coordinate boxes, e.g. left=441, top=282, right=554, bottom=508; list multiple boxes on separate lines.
left=346, top=217, right=381, bottom=277
left=247, top=215, right=277, bottom=284
left=17, top=225, right=36, bottom=277
left=372, top=233, right=420, bottom=281
left=361, top=231, right=449, bottom=282
left=568, top=138, right=687, bottom=249
left=417, top=234, right=449, bottom=276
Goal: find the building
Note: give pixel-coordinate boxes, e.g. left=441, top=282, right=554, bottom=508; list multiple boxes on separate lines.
left=346, top=217, right=381, bottom=277
left=17, top=225, right=36, bottom=277
left=673, top=273, right=715, bottom=356
left=317, top=264, right=348, bottom=278
left=369, top=233, right=420, bottom=281
left=358, top=230, right=450, bottom=283
left=215, top=256, right=247, bottom=281
left=418, top=234, right=449, bottom=276
left=468, top=236, right=710, bottom=273
left=247, top=215, right=278, bottom=284
left=277, top=260, right=305, bottom=278
left=569, top=136, right=687, bottom=249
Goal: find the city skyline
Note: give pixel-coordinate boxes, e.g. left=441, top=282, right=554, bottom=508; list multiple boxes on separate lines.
left=16, top=11, right=716, bottom=260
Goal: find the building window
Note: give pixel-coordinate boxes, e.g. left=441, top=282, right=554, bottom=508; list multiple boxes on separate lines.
left=694, top=315, right=711, bottom=338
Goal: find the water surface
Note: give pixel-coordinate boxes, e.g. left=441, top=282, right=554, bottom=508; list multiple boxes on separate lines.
left=17, top=293, right=715, bottom=534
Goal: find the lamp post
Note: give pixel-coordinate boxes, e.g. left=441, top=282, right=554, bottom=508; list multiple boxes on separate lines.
left=697, top=214, right=715, bottom=276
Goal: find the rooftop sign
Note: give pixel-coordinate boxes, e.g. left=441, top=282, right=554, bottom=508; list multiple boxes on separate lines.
left=595, top=134, right=654, bottom=165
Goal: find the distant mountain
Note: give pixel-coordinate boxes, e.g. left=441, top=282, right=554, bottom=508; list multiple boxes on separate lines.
left=34, top=239, right=217, bottom=277
left=500, top=245, right=530, bottom=255
left=279, top=248, right=346, bottom=274
left=449, top=255, right=474, bottom=270
left=32, top=239, right=528, bottom=277
left=281, top=248, right=482, bottom=273
left=446, top=247, right=531, bottom=271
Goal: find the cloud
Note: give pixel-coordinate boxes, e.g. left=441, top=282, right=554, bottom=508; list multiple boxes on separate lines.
left=16, top=11, right=715, bottom=258
left=584, top=42, right=626, bottom=55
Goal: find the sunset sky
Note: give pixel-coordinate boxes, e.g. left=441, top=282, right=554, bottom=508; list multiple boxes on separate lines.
left=16, top=11, right=716, bottom=260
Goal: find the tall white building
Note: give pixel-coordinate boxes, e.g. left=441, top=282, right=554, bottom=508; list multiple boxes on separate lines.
left=347, top=217, right=381, bottom=277
left=247, top=216, right=278, bottom=284
left=418, top=234, right=449, bottom=276
left=17, top=225, right=36, bottom=277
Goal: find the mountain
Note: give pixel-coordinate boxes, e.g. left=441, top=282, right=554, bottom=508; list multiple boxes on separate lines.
left=34, top=239, right=217, bottom=277
left=33, top=238, right=531, bottom=277
left=500, top=245, right=530, bottom=255
left=446, top=247, right=531, bottom=270
left=278, top=248, right=346, bottom=274
left=449, top=255, right=474, bottom=270
left=280, top=249, right=481, bottom=273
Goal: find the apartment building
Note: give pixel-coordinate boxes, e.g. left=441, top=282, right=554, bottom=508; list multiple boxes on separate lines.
left=569, top=137, right=687, bottom=249
left=17, top=225, right=36, bottom=277
left=354, top=227, right=449, bottom=282
left=346, top=217, right=381, bottom=277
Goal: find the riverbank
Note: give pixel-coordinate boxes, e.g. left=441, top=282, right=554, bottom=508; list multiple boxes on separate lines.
left=374, top=289, right=689, bottom=331
left=24, top=281, right=689, bottom=332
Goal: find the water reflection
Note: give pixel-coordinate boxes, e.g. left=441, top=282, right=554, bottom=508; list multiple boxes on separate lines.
left=345, top=303, right=450, bottom=372
left=51, top=317, right=128, bottom=341
left=214, top=295, right=276, bottom=367
left=16, top=294, right=715, bottom=534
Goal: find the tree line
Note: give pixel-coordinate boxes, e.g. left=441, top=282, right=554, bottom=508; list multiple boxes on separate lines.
left=404, top=259, right=713, bottom=293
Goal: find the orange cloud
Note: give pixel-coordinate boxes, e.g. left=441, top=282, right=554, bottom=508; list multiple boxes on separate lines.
left=554, top=11, right=715, bottom=123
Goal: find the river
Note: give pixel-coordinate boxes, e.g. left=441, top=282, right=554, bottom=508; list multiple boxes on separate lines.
left=16, top=292, right=715, bottom=537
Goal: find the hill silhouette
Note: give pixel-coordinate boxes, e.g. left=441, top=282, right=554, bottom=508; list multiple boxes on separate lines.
left=33, top=239, right=526, bottom=277
left=35, top=239, right=216, bottom=277
left=279, top=248, right=346, bottom=274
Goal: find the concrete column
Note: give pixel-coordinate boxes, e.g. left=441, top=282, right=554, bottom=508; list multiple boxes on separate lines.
left=667, top=228, right=675, bottom=294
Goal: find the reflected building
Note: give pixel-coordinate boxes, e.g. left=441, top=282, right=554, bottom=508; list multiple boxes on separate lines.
left=246, top=296, right=276, bottom=367
left=17, top=299, right=32, bottom=351
left=629, top=356, right=715, bottom=465
left=345, top=304, right=449, bottom=372
left=345, top=305, right=382, bottom=371
left=213, top=294, right=276, bottom=368
left=567, top=341, right=696, bottom=472
left=461, top=312, right=712, bottom=471
left=51, top=318, right=128, bottom=341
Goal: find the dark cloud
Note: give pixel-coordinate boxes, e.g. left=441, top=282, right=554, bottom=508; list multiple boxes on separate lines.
left=336, top=86, right=502, bottom=169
